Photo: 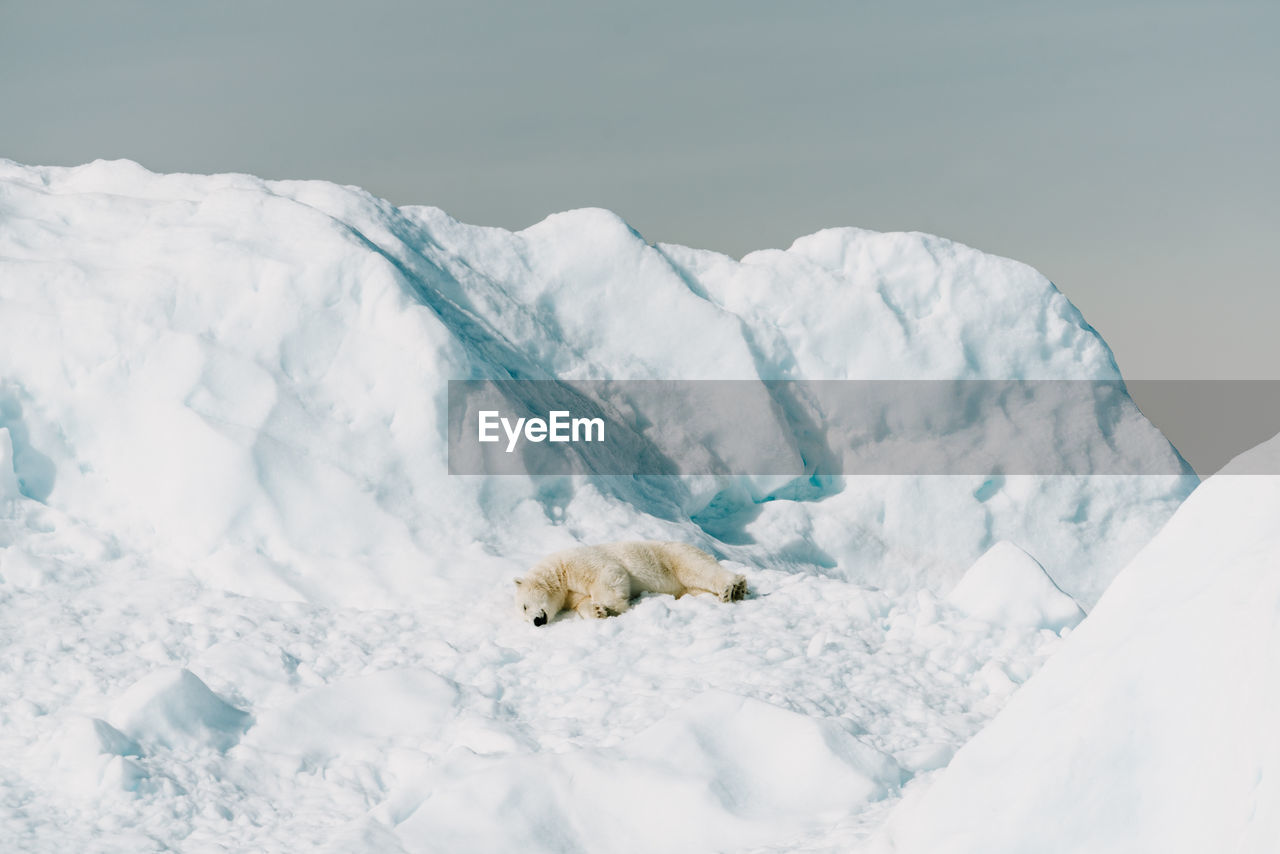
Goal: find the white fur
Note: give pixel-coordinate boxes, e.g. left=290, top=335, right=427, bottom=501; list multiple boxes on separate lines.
left=514, top=541, right=747, bottom=624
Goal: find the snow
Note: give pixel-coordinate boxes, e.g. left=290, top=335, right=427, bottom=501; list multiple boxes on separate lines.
left=0, top=158, right=1198, bottom=851
left=0, top=158, right=1192, bottom=607
left=0, top=427, right=20, bottom=502
left=869, top=434, right=1280, bottom=854
left=108, top=669, right=251, bottom=754
left=394, top=691, right=903, bottom=854
left=243, top=669, right=458, bottom=766
left=946, top=541, right=1085, bottom=632
left=43, top=716, right=143, bottom=797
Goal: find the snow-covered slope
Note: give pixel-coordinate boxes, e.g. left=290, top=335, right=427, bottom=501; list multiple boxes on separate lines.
left=0, top=158, right=1191, bottom=607
left=870, top=434, right=1280, bottom=854
left=0, top=159, right=1195, bottom=851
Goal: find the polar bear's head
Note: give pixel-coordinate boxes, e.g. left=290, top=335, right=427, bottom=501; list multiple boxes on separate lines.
left=514, top=577, right=560, bottom=627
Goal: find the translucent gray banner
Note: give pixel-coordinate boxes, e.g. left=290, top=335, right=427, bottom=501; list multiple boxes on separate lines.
left=447, top=380, right=1280, bottom=476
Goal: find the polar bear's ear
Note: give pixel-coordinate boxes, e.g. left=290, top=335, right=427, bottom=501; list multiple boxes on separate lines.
left=513, top=578, right=523, bottom=586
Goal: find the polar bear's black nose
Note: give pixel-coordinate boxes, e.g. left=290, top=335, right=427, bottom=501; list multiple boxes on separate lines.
left=533, top=612, right=547, bottom=627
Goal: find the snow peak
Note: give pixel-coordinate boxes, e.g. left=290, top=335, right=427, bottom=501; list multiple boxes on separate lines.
left=477, top=410, right=605, bottom=453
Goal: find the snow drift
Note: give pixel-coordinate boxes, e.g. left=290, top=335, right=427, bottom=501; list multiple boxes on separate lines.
left=871, top=434, right=1280, bottom=854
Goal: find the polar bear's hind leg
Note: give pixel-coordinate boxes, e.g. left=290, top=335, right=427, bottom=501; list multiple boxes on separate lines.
left=663, top=543, right=747, bottom=601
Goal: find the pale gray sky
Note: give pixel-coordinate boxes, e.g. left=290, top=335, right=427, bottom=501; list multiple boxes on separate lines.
left=3, top=1, right=1277, bottom=469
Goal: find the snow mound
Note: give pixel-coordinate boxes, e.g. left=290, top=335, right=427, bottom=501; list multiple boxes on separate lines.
left=0, top=158, right=1192, bottom=607
left=394, top=692, right=902, bottom=854
left=243, top=669, right=458, bottom=765
left=44, top=716, right=145, bottom=796
left=872, top=436, right=1280, bottom=854
left=946, top=541, right=1084, bottom=632
left=108, top=668, right=251, bottom=753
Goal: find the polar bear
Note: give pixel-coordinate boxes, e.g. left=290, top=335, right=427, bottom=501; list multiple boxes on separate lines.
left=514, top=541, right=748, bottom=626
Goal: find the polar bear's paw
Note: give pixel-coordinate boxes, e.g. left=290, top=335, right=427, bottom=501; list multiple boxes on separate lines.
left=589, top=603, right=610, bottom=619
left=719, top=575, right=748, bottom=602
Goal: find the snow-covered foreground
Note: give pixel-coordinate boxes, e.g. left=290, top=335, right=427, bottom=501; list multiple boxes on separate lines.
left=0, top=159, right=1198, bottom=851
left=2, top=498, right=1077, bottom=852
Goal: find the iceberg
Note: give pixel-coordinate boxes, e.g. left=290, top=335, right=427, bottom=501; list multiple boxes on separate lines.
left=0, top=158, right=1192, bottom=609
